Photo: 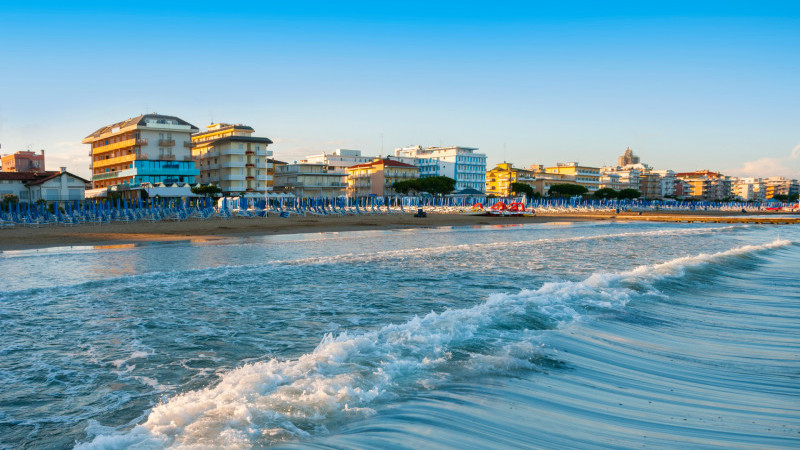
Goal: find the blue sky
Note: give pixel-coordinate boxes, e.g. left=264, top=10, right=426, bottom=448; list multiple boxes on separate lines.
left=1, top=1, right=798, bottom=178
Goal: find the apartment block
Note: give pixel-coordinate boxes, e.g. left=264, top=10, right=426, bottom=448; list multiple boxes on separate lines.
left=485, top=163, right=537, bottom=196
left=545, top=162, right=601, bottom=193
left=346, top=158, right=418, bottom=197
left=273, top=163, right=347, bottom=197
left=762, top=177, right=799, bottom=199
left=1, top=150, right=45, bottom=172
left=191, top=123, right=273, bottom=195
left=732, top=178, right=765, bottom=201
left=675, top=170, right=733, bottom=201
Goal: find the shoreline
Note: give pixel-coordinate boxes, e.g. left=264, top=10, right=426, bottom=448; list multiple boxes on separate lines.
left=0, top=211, right=797, bottom=252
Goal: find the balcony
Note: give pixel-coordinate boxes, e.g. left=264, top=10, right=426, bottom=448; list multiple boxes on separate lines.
left=158, top=154, right=177, bottom=161
left=93, top=153, right=137, bottom=169
left=158, top=139, right=176, bottom=147
left=184, top=141, right=192, bottom=148
left=92, top=138, right=147, bottom=156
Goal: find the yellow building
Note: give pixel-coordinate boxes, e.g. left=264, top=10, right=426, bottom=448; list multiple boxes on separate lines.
left=346, top=158, right=418, bottom=197
left=545, top=162, right=601, bottom=193
left=485, top=163, right=537, bottom=196
left=191, top=123, right=273, bottom=195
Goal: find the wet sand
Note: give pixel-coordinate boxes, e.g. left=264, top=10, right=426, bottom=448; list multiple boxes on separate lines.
left=0, top=210, right=795, bottom=251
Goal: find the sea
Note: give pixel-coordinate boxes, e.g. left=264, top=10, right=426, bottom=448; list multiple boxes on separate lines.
left=1, top=221, right=798, bottom=449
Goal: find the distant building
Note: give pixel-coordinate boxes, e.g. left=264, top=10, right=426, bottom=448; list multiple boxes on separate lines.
left=545, top=162, right=601, bottom=193
left=599, top=172, right=624, bottom=191
left=732, top=177, right=765, bottom=201
left=394, top=145, right=486, bottom=192
left=651, top=170, right=676, bottom=198
left=674, top=170, right=733, bottom=200
left=191, top=123, right=273, bottom=195
left=485, top=163, right=537, bottom=197
left=273, top=163, right=347, bottom=197
left=346, top=158, right=419, bottom=197
left=617, top=146, right=640, bottom=166
left=762, top=177, right=799, bottom=199
left=601, top=165, right=642, bottom=192
left=1, top=150, right=45, bottom=172
left=0, top=167, right=88, bottom=203
left=83, top=114, right=200, bottom=189
left=301, top=149, right=376, bottom=173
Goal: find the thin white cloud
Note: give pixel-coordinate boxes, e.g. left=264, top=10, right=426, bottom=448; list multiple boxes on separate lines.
left=47, top=141, right=90, bottom=179
left=729, top=143, right=800, bottom=179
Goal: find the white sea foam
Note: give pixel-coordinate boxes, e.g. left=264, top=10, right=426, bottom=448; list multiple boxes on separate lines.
left=76, top=238, right=790, bottom=449
left=271, top=225, right=744, bottom=267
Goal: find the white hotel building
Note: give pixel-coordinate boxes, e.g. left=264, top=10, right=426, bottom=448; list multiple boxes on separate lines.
left=394, top=145, right=487, bottom=192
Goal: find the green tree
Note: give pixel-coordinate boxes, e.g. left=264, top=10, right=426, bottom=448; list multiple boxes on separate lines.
left=191, top=184, right=223, bottom=198
left=418, top=176, right=456, bottom=196
left=548, top=184, right=588, bottom=197
left=593, top=187, right=618, bottom=199
left=392, top=180, right=417, bottom=195
left=393, top=176, right=456, bottom=196
left=617, top=188, right=641, bottom=200
left=510, top=182, right=535, bottom=198
left=771, top=194, right=798, bottom=202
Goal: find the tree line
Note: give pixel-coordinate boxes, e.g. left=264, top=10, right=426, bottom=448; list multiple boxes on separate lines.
left=510, top=182, right=642, bottom=199
left=392, top=177, right=457, bottom=196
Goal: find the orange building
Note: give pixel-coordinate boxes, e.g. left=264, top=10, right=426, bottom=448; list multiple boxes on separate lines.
left=346, top=158, right=418, bottom=197
left=1, top=150, right=45, bottom=172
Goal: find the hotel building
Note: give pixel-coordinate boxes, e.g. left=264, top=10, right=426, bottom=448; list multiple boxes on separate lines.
left=394, top=145, right=486, bottom=192
left=545, top=162, right=601, bottom=193
left=191, top=123, right=273, bottom=195
left=83, top=114, right=199, bottom=189
left=346, top=158, right=418, bottom=197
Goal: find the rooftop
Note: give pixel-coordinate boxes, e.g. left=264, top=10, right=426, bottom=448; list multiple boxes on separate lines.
left=83, top=114, right=199, bottom=141
left=346, top=158, right=418, bottom=170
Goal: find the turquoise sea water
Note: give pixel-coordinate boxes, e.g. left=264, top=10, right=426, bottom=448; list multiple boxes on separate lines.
left=0, top=221, right=798, bottom=449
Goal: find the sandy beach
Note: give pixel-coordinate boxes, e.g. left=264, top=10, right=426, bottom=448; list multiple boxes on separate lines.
left=1, top=210, right=795, bottom=251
